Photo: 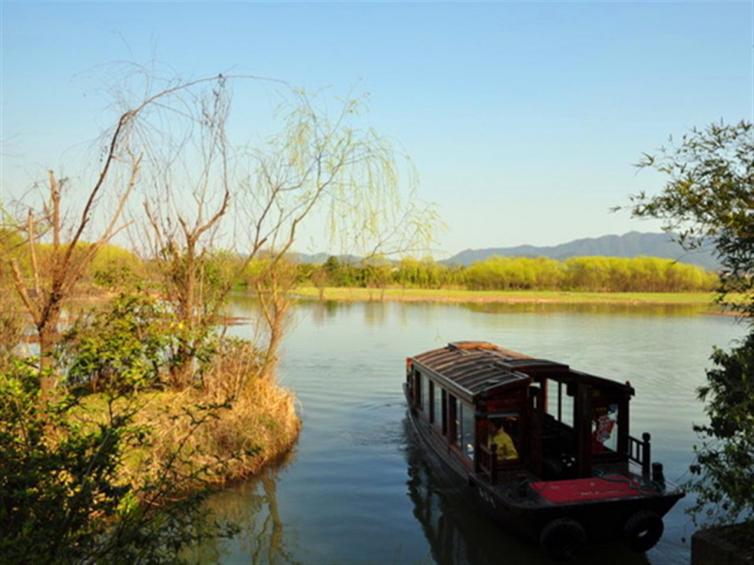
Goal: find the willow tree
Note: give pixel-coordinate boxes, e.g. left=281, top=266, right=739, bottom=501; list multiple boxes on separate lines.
left=131, top=77, right=437, bottom=388
left=235, top=90, right=436, bottom=376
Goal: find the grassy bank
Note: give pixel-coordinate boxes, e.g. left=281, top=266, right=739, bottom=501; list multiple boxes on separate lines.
left=293, top=286, right=717, bottom=306
left=76, top=378, right=301, bottom=490
left=143, top=379, right=301, bottom=486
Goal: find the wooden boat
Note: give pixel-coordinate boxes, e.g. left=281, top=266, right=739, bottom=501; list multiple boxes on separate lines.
left=404, top=341, right=684, bottom=559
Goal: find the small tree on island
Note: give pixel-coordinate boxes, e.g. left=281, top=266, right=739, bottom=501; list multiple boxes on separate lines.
left=627, top=120, right=754, bottom=530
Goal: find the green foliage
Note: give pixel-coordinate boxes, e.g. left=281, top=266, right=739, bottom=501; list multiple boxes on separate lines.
left=315, top=256, right=366, bottom=287
left=690, top=334, right=754, bottom=525
left=58, top=293, right=173, bottom=395
left=294, top=254, right=715, bottom=292
left=0, top=226, right=23, bottom=256
left=464, top=257, right=564, bottom=290
left=629, top=120, right=754, bottom=528
left=90, top=244, right=143, bottom=290
left=394, top=256, right=463, bottom=288
left=630, top=120, right=753, bottom=313
left=57, top=291, right=231, bottom=393
left=562, top=256, right=716, bottom=292
left=0, top=356, right=233, bottom=563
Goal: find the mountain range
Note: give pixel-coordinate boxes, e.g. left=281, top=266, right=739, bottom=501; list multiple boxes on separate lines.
left=443, top=232, right=719, bottom=269
left=292, top=232, right=720, bottom=270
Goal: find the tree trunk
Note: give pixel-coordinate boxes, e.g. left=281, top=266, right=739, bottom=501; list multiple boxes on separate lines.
left=37, top=319, right=58, bottom=394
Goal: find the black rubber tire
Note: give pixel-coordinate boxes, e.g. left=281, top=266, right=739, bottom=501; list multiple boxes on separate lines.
left=539, top=518, right=587, bottom=561
left=623, top=510, right=664, bottom=553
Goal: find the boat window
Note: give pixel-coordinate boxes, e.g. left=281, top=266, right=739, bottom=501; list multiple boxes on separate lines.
left=488, top=413, right=521, bottom=462
left=461, top=403, right=475, bottom=460
left=561, top=392, right=574, bottom=428
left=592, top=403, right=619, bottom=454
left=420, top=372, right=430, bottom=414
left=546, top=379, right=574, bottom=428
left=433, top=382, right=443, bottom=429
left=448, top=395, right=458, bottom=444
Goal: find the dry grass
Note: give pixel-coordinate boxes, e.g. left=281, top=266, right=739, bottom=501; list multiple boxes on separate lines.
left=74, top=346, right=301, bottom=492
left=133, top=377, right=300, bottom=488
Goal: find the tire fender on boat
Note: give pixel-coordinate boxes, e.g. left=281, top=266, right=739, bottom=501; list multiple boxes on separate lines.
left=623, top=510, right=664, bottom=553
left=538, top=518, right=586, bottom=561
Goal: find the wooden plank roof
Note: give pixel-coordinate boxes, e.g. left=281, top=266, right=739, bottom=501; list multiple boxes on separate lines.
left=411, top=342, right=532, bottom=402
left=411, top=341, right=634, bottom=402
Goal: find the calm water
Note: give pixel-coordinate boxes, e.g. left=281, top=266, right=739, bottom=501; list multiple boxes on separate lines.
left=198, top=299, right=743, bottom=565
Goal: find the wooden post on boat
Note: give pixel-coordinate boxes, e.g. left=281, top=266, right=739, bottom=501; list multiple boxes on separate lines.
left=490, top=444, right=498, bottom=484
left=642, top=432, right=651, bottom=479
left=575, top=383, right=593, bottom=477
left=529, top=384, right=543, bottom=476
left=474, top=419, right=482, bottom=474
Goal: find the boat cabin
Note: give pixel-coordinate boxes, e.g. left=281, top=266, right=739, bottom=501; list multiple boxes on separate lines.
left=405, top=341, right=653, bottom=483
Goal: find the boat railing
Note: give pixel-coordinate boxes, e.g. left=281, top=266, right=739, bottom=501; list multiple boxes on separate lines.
left=477, top=444, right=498, bottom=484
left=628, top=432, right=651, bottom=478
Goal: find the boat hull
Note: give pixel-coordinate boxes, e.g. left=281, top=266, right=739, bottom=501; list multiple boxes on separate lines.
left=405, top=388, right=683, bottom=549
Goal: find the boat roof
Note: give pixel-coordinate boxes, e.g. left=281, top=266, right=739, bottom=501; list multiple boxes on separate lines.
left=411, top=341, right=633, bottom=403
left=411, top=342, right=533, bottom=403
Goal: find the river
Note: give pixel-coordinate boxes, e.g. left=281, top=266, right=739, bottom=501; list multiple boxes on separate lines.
left=198, top=299, right=743, bottom=565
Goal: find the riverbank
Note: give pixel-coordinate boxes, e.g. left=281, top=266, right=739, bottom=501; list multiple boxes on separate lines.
left=292, top=286, right=717, bottom=306
left=147, top=378, right=301, bottom=487
left=77, top=378, right=301, bottom=490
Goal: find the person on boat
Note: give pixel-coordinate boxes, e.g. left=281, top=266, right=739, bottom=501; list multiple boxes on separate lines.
left=489, top=418, right=519, bottom=461
left=592, top=403, right=618, bottom=454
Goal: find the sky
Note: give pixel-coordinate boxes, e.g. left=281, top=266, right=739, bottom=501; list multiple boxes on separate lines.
left=1, top=1, right=752, bottom=258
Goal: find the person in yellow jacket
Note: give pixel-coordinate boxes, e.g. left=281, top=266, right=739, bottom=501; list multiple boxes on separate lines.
left=489, top=419, right=519, bottom=461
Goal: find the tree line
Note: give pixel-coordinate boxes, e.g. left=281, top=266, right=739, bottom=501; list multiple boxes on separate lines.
left=5, top=239, right=716, bottom=294
left=302, top=255, right=717, bottom=292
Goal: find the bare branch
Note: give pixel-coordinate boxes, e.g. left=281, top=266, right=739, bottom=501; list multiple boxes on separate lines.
left=26, top=210, right=41, bottom=297
left=9, top=259, right=40, bottom=325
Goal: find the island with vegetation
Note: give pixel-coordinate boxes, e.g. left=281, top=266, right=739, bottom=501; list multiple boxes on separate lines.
left=0, top=74, right=435, bottom=562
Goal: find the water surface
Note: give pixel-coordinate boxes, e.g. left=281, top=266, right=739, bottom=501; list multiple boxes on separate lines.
left=203, top=300, right=743, bottom=565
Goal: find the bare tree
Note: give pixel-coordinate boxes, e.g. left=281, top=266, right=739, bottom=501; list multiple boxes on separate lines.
left=92, top=73, right=438, bottom=395
left=136, top=77, right=236, bottom=387
left=7, top=150, right=140, bottom=388
left=5, top=74, right=236, bottom=391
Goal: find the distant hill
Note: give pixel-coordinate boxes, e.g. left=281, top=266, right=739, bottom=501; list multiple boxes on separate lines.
left=289, top=252, right=363, bottom=265
left=443, top=232, right=720, bottom=270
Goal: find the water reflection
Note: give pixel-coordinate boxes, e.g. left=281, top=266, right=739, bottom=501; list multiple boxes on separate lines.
left=363, top=301, right=388, bottom=326
left=462, top=302, right=714, bottom=318
left=231, top=293, right=721, bottom=324
left=198, top=455, right=299, bottom=565
left=402, top=418, right=652, bottom=565
left=307, top=300, right=341, bottom=327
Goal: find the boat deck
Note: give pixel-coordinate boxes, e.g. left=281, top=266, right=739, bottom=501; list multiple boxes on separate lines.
left=486, top=464, right=673, bottom=509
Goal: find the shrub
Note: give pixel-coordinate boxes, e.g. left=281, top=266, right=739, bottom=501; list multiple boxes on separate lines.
left=0, top=357, right=234, bottom=563
left=58, top=293, right=175, bottom=394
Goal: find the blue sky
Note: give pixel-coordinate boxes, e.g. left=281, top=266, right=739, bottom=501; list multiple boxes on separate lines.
left=1, top=1, right=752, bottom=257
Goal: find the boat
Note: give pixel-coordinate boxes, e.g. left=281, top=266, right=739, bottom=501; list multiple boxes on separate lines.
left=403, top=341, right=684, bottom=559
